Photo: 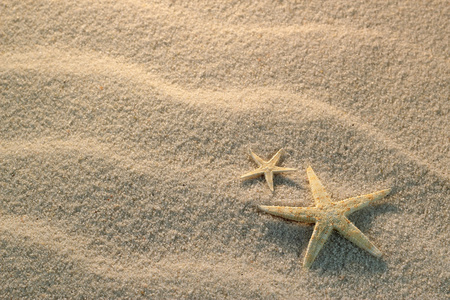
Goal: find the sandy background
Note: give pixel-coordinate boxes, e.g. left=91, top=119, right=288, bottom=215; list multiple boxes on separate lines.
left=1, top=0, right=449, bottom=298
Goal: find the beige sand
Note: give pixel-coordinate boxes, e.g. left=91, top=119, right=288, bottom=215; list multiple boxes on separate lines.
left=1, top=0, right=448, bottom=298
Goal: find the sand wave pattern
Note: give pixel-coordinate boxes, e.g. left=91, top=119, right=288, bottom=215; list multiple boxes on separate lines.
left=1, top=48, right=448, bottom=181
left=0, top=213, right=293, bottom=297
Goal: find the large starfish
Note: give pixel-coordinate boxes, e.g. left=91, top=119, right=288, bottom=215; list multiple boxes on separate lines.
left=259, top=166, right=391, bottom=269
left=241, top=149, right=297, bottom=191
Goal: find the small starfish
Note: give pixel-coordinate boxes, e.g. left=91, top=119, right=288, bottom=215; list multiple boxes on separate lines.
left=241, top=149, right=297, bottom=191
left=259, top=166, right=391, bottom=269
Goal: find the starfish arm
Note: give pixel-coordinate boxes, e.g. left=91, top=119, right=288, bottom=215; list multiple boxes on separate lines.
left=272, top=166, right=297, bottom=174
left=258, top=205, right=318, bottom=223
left=249, top=149, right=265, bottom=167
left=335, top=217, right=382, bottom=257
left=306, top=166, right=332, bottom=205
left=337, top=189, right=391, bottom=216
left=303, top=221, right=333, bottom=269
left=240, top=169, right=264, bottom=180
left=264, top=171, right=274, bottom=191
left=268, top=148, right=284, bottom=166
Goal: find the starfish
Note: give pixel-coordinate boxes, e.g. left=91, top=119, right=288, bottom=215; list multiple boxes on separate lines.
left=259, top=166, right=391, bottom=269
left=241, top=148, right=297, bottom=191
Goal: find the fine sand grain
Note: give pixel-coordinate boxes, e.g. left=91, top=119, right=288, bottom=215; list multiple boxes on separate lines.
left=1, top=1, right=449, bottom=298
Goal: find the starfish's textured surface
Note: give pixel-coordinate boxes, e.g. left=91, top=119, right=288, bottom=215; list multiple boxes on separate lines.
left=259, top=166, right=391, bottom=269
left=241, top=149, right=296, bottom=191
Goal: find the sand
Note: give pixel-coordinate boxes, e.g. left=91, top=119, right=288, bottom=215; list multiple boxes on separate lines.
left=1, top=0, right=449, bottom=298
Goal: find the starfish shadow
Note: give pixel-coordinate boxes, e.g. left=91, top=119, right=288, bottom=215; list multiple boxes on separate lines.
left=260, top=217, right=313, bottom=258
left=241, top=175, right=302, bottom=191
left=275, top=176, right=303, bottom=190
left=349, top=203, right=398, bottom=230
left=241, top=177, right=264, bottom=188
left=310, top=233, right=388, bottom=273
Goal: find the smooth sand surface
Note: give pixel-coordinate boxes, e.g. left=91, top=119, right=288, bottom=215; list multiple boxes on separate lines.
left=1, top=1, right=449, bottom=298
